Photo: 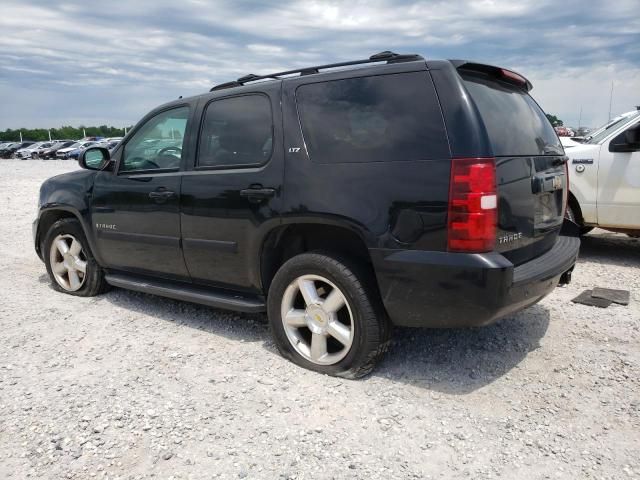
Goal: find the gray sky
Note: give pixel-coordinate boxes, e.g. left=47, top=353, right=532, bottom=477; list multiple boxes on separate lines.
left=1, top=0, right=638, bottom=130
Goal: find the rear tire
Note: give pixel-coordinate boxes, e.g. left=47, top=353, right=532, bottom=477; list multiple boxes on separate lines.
left=267, top=252, right=391, bottom=378
left=43, top=218, right=109, bottom=297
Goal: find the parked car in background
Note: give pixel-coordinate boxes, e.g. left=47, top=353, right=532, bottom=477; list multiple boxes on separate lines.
left=574, top=127, right=591, bottom=138
left=56, top=141, right=95, bottom=159
left=565, top=108, right=640, bottom=236
left=66, top=142, right=97, bottom=160
left=0, top=142, right=16, bottom=157
left=1, top=141, right=35, bottom=158
left=31, top=142, right=61, bottom=158
left=0, top=142, right=15, bottom=154
left=554, top=126, right=575, bottom=137
left=15, top=141, right=54, bottom=159
left=89, top=140, right=120, bottom=154
left=40, top=141, right=75, bottom=159
left=105, top=140, right=121, bottom=151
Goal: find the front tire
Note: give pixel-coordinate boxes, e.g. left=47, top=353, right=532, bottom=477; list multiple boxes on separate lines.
left=267, top=252, right=390, bottom=378
left=43, top=218, right=108, bottom=296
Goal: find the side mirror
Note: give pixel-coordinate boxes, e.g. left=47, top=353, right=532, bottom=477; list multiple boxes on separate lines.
left=609, top=124, right=640, bottom=153
left=79, top=147, right=112, bottom=170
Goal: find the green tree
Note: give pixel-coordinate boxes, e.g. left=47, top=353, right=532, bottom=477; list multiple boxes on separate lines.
left=0, top=125, right=133, bottom=142
left=545, top=114, right=563, bottom=127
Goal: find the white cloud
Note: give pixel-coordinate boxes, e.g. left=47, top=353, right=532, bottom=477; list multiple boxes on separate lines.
left=528, top=64, right=640, bottom=128
left=247, top=44, right=286, bottom=55
left=0, top=0, right=638, bottom=129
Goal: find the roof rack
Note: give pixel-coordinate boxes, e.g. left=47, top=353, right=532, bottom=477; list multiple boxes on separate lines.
left=210, top=51, right=424, bottom=92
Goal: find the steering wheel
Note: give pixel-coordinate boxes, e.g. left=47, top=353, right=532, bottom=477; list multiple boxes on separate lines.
left=124, top=156, right=160, bottom=171
left=157, top=146, right=182, bottom=157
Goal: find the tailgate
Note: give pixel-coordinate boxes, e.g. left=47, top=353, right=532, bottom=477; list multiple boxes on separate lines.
left=458, top=64, right=566, bottom=265
left=495, top=155, right=567, bottom=264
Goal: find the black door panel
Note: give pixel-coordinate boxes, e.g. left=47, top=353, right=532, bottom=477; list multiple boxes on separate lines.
left=92, top=172, right=188, bottom=279
left=90, top=105, right=194, bottom=280
left=180, top=87, right=283, bottom=292
left=180, top=170, right=282, bottom=292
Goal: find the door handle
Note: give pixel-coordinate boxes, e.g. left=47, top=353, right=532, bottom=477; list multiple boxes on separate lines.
left=148, top=189, right=176, bottom=201
left=240, top=187, right=276, bottom=201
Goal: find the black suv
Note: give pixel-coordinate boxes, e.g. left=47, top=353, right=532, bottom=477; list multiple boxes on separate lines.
left=2, top=141, right=35, bottom=158
left=34, top=51, right=579, bottom=378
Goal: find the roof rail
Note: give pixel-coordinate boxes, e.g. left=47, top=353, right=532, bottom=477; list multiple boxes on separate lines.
left=210, top=51, right=424, bottom=91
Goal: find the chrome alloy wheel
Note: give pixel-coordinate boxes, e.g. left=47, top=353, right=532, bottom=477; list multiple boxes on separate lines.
left=49, top=234, right=87, bottom=292
left=280, top=274, right=354, bottom=365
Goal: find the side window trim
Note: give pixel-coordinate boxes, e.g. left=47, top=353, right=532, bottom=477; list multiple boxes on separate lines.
left=195, top=92, right=274, bottom=171
left=117, top=104, right=191, bottom=175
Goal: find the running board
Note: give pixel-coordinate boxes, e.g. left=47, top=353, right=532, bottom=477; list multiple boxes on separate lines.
left=104, top=273, right=266, bottom=313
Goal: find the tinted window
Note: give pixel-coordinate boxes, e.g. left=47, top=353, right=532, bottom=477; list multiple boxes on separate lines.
left=122, top=106, right=189, bottom=172
left=198, top=95, right=273, bottom=168
left=296, top=72, right=449, bottom=163
left=461, top=72, right=562, bottom=156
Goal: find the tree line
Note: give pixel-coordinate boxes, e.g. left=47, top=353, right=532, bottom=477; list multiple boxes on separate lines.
left=0, top=125, right=134, bottom=142
left=545, top=114, right=563, bottom=127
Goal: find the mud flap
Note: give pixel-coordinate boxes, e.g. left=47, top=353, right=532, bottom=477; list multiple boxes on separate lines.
left=560, top=218, right=581, bottom=238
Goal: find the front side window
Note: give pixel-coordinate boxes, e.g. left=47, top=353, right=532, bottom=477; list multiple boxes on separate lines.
left=122, top=106, right=189, bottom=172
left=198, top=94, right=273, bottom=168
left=296, top=72, right=449, bottom=164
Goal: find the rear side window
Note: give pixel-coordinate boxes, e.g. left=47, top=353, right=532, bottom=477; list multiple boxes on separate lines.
left=460, top=71, right=562, bottom=156
left=198, top=94, right=273, bottom=168
left=296, top=72, right=449, bottom=163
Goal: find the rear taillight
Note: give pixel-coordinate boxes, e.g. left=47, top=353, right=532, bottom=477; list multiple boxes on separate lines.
left=447, top=157, right=497, bottom=252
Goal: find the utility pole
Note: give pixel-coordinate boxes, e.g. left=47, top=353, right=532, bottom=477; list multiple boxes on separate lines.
left=608, top=81, right=614, bottom=121
left=83, top=128, right=86, bottom=138
left=48, top=130, right=52, bottom=142
left=578, top=106, right=582, bottom=130
left=20, top=131, right=23, bottom=142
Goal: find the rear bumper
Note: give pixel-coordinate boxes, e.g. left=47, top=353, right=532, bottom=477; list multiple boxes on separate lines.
left=370, top=234, right=580, bottom=328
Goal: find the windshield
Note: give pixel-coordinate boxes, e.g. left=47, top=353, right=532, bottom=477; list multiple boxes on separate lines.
left=586, top=111, right=640, bottom=144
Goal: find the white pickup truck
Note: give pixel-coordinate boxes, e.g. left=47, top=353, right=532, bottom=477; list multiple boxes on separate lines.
left=564, top=108, right=640, bottom=236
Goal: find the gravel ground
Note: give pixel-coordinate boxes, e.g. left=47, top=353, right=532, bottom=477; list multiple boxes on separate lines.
left=0, top=159, right=639, bottom=480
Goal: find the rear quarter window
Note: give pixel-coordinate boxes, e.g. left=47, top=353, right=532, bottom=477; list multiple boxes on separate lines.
left=460, top=71, right=562, bottom=157
left=295, top=72, right=449, bottom=164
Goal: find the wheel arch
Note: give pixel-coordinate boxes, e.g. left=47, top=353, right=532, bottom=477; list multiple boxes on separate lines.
left=36, top=207, right=99, bottom=263
left=259, top=220, right=376, bottom=295
left=567, top=190, right=586, bottom=225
